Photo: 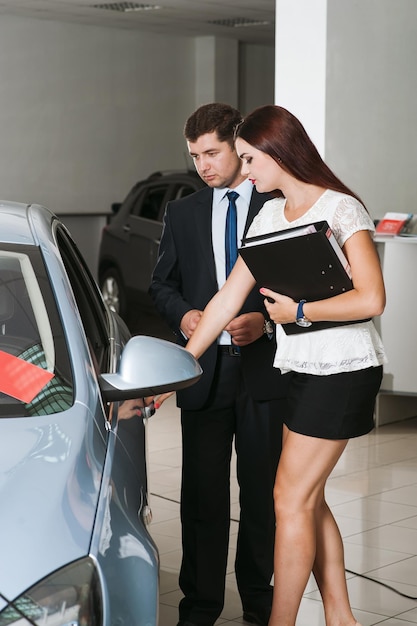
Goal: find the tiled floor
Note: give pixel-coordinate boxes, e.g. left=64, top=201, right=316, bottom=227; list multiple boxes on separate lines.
left=146, top=396, right=417, bottom=626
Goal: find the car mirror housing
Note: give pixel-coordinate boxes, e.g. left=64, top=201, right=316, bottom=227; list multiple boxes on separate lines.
left=99, top=335, right=202, bottom=401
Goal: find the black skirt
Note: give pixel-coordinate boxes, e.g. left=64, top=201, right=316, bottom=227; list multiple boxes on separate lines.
left=285, top=366, right=383, bottom=439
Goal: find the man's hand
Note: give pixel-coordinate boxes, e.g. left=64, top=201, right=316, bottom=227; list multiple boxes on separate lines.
left=155, top=312, right=264, bottom=407
left=225, top=312, right=264, bottom=346
left=180, top=309, right=203, bottom=338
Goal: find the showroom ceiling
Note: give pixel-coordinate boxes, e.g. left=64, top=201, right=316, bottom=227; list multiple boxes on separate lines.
left=0, top=0, right=275, bottom=45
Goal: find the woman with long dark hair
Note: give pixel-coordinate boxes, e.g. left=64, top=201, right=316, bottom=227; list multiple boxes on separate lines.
left=157, top=104, right=387, bottom=626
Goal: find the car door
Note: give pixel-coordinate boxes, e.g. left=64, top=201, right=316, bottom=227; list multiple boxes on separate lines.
left=56, top=226, right=158, bottom=623
left=123, top=181, right=169, bottom=297
left=124, top=176, right=203, bottom=300
left=145, top=178, right=203, bottom=280
left=56, top=223, right=148, bottom=499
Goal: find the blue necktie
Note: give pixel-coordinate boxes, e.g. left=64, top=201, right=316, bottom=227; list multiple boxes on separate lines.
left=225, top=190, right=239, bottom=277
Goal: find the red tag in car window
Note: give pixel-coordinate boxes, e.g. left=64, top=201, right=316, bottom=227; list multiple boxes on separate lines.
left=0, top=350, right=54, bottom=403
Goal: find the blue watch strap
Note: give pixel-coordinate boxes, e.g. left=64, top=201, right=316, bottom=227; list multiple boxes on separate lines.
left=296, top=299, right=307, bottom=321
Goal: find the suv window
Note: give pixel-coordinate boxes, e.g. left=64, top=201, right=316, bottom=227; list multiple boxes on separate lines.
left=136, top=185, right=167, bottom=221
left=173, top=183, right=199, bottom=200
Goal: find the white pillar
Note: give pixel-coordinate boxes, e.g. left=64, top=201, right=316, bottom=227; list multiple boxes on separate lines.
left=275, top=0, right=327, bottom=156
left=274, top=0, right=417, bottom=218
left=194, top=36, right=239, bottom=107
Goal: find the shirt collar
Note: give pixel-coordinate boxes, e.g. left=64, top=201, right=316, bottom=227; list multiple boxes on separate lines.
left=213, top=178, right=254, bottom=207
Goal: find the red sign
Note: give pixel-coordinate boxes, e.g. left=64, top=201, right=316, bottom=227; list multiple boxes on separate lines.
left=0, top=350, right=54, bottom=403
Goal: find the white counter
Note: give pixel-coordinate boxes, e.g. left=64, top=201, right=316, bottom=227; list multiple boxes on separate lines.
left=374, top=235, right=417, bottom=425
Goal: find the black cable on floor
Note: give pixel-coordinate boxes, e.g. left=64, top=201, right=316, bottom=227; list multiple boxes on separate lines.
left=345, top=569, right=417, bottom=600
left=151, top=494, right=417, bottom=601
left=151, top=493, right=180, bottom=504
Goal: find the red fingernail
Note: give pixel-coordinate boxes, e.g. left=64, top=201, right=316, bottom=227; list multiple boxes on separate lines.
left=154, top=403, right=160, bottom=410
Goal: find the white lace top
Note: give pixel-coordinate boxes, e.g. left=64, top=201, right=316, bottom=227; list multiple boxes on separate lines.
left=246, top=189, right=387, bottom=376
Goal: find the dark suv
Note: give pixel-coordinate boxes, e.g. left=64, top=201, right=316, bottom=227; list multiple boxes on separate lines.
left=98, top=170, right=205, bottom=318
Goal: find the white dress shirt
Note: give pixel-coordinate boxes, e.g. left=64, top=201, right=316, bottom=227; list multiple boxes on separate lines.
left=212, top=179, right=254, bottom=345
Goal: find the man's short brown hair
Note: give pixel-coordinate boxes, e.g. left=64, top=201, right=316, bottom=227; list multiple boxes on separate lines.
left=184, top=103, right=243, bottom=148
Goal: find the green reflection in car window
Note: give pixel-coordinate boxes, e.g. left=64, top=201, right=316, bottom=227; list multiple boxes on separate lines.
left=20, top=344, right=73, bottom=415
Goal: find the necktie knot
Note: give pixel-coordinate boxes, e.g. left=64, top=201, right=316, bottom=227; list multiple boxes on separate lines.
left=226, top=190, right=239, bottom=203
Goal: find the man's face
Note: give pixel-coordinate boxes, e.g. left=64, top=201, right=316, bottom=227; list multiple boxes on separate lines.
left=187, top=132, right=246, bottom=189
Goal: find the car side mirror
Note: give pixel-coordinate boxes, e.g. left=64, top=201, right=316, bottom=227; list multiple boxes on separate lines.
left=111, top=202, right=122, bottom=214
left=99, top=335, right=202, bottom=401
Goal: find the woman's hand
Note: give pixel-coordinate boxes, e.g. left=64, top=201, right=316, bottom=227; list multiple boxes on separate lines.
left=154, top=391, right=175, bottom=409
left=259, top=231, right=386, bottom=327
left=117, top=397, right=155, bottom=420
left=260, top=288, right=298, bottom=325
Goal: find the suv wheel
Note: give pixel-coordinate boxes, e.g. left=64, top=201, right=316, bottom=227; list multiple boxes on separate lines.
left=101, top=268, right=126, bottom=318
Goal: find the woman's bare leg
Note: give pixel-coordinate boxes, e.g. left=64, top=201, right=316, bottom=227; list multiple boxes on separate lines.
left=313, top=498, right=360, bottom=625
left=268, top=426, right=360, bottom=626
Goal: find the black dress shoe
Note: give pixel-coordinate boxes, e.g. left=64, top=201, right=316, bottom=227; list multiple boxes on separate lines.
left=243, top=608, right=270, bottom=626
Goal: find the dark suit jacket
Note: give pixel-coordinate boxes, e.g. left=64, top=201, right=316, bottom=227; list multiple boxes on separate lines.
left=149, top=186, right=290, bottom=410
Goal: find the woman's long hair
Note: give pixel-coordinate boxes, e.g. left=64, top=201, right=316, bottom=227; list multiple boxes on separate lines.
left=236, top=105, right=364, bottom=205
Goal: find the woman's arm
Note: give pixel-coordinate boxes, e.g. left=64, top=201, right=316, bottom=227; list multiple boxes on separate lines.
left=154, top=258, right=256, bottom=408
left=261, top=230, right=386, bottom=324
left=185, top=256, right=257, bottom=358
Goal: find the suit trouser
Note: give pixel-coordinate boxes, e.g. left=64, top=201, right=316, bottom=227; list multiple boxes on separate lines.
left=178, top=350, right=286, bottom=625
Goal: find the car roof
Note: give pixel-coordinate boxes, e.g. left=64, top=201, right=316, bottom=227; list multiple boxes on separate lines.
left=131, top=169, right=204, bottom=189
left=146, top=169, right=200, bottom=179
left=0, top=201, right=55, bottom=246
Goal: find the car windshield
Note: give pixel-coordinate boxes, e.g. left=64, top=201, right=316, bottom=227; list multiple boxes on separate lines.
left=0, top=244, right=74, bottom=417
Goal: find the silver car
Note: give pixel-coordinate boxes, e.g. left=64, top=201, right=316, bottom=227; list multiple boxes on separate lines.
left=0, top=202, right=201, bottom=625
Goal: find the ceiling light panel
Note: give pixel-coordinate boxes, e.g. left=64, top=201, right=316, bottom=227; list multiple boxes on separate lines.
left=208, top=17, right=271, bottom=28
left=91, top=2, right=161, bottom=11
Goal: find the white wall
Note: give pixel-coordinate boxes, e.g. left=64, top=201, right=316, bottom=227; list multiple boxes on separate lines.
left=0, top=16, right=274, bottom=219
left=195, top=37, right=239, bottom=107
left=325, top=0, right=417, bottom=219
left=275, top=0, right=417, bottom=221
left=0, top=16, right=196, bottom=216
left=239, top=43, right=275, bottom=114
left=0, top=15, right=273, bottom=272
left=275, top=0, right=327, bottom=155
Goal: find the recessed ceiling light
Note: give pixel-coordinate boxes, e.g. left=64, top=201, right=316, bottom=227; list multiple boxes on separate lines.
left=208, top=17, right=271, bottom=28
left=92, top=2, right=162, bottom=12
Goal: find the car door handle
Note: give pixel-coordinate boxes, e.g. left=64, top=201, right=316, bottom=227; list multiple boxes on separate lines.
left=123, top=224, right=131, bottom=233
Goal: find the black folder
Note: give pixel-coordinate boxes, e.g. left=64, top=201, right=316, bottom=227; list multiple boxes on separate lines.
left=239, top=220, right=360, bottom=335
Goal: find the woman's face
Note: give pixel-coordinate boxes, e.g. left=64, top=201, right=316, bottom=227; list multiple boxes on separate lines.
left=235, top=137, right=281, bottom=193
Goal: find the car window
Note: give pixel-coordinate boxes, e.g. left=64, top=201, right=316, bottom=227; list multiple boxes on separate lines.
left=173, top=183, right=199, bottom=200
left=133, top=184, right=167, bottom=221
left=0, top=244, right=74, bottom=417
left=56, top=227, right=111, bottom=376
left=117, top=181, right=142, bottom=216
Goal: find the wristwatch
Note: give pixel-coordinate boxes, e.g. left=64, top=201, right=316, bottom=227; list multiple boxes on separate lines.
left=263, top=318, right=275, bottom=339
left=295, top=299, right=312, bottom=328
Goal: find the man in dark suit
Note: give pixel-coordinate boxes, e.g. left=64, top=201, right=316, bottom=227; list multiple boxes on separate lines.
left=149, top=103, right=290, bottom=626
